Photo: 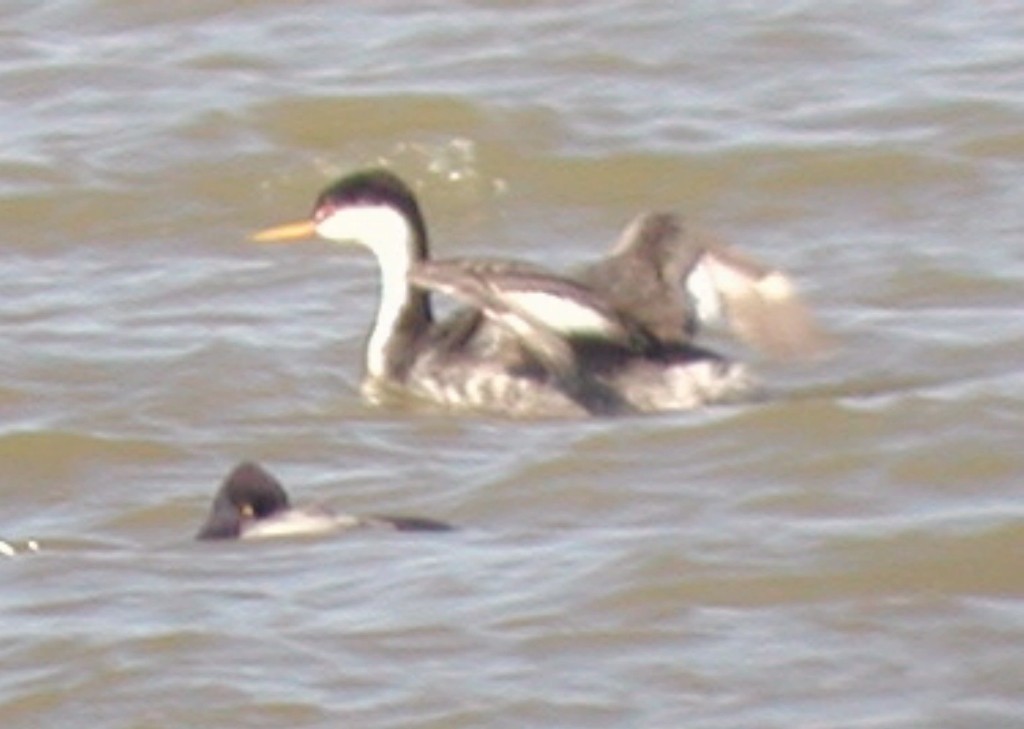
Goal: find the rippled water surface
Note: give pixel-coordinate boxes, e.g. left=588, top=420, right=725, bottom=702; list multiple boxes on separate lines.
left=2, top=2, right=1024, bottom=727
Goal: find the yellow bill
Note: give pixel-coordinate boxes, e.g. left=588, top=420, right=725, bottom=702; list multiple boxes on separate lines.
left=251, top=220, right=317, bottom=243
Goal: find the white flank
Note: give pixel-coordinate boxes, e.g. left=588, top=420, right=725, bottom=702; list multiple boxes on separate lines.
left=242, top=509, right=360, bottom=539
left=317, top=205, right=417, bottom=380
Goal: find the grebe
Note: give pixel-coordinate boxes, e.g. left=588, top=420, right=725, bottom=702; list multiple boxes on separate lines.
left=196, top=461, right=452, bottom=540
left=253, top=169, right=826, bottom=417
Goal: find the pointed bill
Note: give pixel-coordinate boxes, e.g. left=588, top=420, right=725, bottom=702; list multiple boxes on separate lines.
left=251, top=220, right=317, bottom=243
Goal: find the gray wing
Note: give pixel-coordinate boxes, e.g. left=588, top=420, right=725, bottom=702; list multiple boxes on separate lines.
left=578, top=213, right=697, bottom=346
left=582, top=212, right=831, bottom=359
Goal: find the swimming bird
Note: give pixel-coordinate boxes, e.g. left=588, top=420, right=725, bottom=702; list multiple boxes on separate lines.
left=196, top=461, right=452, bottom=540
left=253, top=168, right=826, bottom=417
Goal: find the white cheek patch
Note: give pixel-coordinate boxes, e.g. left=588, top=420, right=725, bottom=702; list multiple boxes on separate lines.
left=502, top=291, right=619, bottom=337
left=315, top=205, right=411, bottom=259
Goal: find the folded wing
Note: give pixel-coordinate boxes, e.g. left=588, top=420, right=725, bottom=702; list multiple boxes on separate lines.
left=410, top=258, right=643, bottom=375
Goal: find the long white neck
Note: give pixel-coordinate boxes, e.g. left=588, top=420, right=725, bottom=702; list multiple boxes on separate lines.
left=316, top=205, right=431, bottom=381
left=366, top=229, right=417, bottom=380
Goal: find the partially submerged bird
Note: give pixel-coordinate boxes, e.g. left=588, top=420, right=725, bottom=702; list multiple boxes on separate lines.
left=253, top=168, right=827, bottom=417
left=196, top=461, right=452, bottom=540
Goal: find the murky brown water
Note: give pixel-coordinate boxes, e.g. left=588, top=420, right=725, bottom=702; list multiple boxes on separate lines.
left=2, top=2, right=1024, bottom=727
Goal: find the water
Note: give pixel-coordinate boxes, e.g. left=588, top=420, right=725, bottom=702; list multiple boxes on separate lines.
left=2, top=2, right=1024, bottom=727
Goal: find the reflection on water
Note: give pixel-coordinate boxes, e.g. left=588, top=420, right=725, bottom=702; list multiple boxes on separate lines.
left=2, top=2, right=1024, bottom=727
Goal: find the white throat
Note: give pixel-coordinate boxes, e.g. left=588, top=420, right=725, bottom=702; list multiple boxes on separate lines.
left=316, top=205, right=419, bottom=380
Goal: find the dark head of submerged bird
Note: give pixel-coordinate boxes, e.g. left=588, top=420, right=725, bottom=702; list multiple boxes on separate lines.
left=196, top=461, right=290, bottom=540
left=197, top=461, right=453, bottom=540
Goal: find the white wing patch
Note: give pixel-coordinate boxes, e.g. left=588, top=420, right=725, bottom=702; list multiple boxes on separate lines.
left=684, top=258, right=724, bottom=326
left=753, top=271, right=796, bottom=301
left=502, top=291, right=622, bottom=337
left=687, top=251, right=830, bottom=359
